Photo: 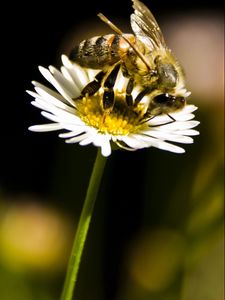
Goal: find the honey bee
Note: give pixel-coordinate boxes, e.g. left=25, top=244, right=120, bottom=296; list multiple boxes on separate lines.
left=69, top=0, right=190, bottom=120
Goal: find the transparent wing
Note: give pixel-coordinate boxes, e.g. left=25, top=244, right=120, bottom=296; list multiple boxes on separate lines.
left=131, top=0, right=167, bottom=51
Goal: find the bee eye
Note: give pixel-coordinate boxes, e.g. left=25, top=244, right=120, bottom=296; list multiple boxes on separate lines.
left=154, top=94, right=174, bottom=104
left=176, top=96, right=185, bottom=103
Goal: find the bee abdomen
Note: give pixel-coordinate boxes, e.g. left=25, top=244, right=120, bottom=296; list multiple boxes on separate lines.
left=69, top=34, right=121, bottom=69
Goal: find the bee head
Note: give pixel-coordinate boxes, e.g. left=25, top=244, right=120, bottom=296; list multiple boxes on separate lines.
left=148, top=93, right=186, bottom=115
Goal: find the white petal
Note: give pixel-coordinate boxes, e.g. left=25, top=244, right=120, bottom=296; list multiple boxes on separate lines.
left=26, top=90, right=42, bottom=103
left=49, top=65, right=78, bottom=98
left=150, top=139, right=185, bottom=153
left=31, top=100, right=46, bottom=110
left=59, top=130, right=88, bottom=138
left=157, top=141, right=185, bottom=153
left=29, top=123, right=63, bottom=132
left=38, top=102, right=82, bottom=124
left=142, top=130, right=194, bottom=144
left=60, top=66, right=75, bottom=83
left=87, top=69, right=99, bottom=81
left=79, top=135, right=95, bottom=146
left=92, top=133, right=106, bottom=146
left=100, top=138, right=111, bottom=157
left=40, top=111, right=84, bottom=128
left=173, top=129, right=200, bottom=136
left=60, top=66, right=81, bottom=97
left=172, top=113, right=195, bottom=121
left=27, top=90, right=40, bottom=99
left=93, top=134, right=112, bottom=156
left=182, top=105, right=198, bottom=114
left=31, top=81, right=69, bottom=104
left=155, top=120, right=200, bottom=131
left=61, top=56, right=89, bottom=90
left=61, top=55, right=72, bottom=68
left=32, top=97, right=53, bottom=111
left=38, top=66, right=75, bottom=105
left=69, top=64, right=89, bottom=88
left=115, top=70, right=129, bottom=93
left=133, top=134, right=185, bottom=153
left=65, top=132, right=90, bottom=143
left=34, top=87, right=76, bottom=112
left=122, top=135, right=147, bottom=149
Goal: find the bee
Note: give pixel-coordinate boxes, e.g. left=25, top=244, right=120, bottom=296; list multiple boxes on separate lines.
left=69, top=0, right=190, bottom=120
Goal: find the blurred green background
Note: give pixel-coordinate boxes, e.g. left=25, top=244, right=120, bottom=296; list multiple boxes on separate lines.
left=0, top=0, right=224, bottom=299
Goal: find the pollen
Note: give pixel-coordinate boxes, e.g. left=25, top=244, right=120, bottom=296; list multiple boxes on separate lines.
left=76, top=94, right=147, bottom=136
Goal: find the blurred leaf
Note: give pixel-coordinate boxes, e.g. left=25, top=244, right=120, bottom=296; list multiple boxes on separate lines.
left=187, top=183, right=224, bottom=234
left=182, top=232, right=224, bottom=300
left=0, top=201, right=73, bottom=273
left=128, top=228, right=186, bottom=292
left=0, top=267, right=52, bottom=300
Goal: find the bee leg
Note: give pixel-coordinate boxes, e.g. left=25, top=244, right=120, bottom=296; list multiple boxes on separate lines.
left=75, top=71, right=106, bottom=99
left=167, top=114, right=176, bottom=122
left=102, top=64, right=120, bottom=111
left=134, top=87, right=152, bottom=106
left=126, top=78, right=134, bottom=106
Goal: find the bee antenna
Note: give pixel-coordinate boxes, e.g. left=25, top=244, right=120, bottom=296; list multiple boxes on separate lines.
left=98, top=13, right=152, bottom=71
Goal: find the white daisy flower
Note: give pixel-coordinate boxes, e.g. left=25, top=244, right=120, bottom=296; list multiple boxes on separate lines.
left=27, top=55, right=199, bottom=157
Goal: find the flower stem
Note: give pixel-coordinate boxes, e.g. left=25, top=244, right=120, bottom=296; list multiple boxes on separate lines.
left=60, top=148, right=107, bottom=300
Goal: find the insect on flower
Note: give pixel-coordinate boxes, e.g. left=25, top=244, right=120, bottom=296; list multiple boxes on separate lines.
left=69, top=0, right=190, bottom=123
left=28, top=0, right=199, bottom=156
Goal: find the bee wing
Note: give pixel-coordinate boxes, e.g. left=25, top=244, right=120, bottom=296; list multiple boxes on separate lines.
left=131, top=0, right=167, bottom=51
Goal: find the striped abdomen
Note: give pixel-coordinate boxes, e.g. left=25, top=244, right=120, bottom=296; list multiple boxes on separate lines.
left=69, top=34, right=136, bottom=69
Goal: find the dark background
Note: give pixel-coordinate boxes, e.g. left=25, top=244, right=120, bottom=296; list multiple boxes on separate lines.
left=1, top=0, right=223, bottom=193
left=0, top=1, right=224, bottom=300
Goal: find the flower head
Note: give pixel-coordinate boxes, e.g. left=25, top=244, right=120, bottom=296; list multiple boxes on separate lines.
left=27, top=55, right=199, bottom=157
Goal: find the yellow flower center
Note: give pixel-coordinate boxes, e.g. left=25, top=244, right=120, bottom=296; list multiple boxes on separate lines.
left=76, top=93, right=147, bottom=135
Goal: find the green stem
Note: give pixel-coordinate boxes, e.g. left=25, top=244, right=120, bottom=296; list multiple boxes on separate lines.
left=60, top=148, right=107, bottom=300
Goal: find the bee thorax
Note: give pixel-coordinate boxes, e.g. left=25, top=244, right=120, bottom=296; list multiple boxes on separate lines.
left=154, top=56, right=179, bottom=88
